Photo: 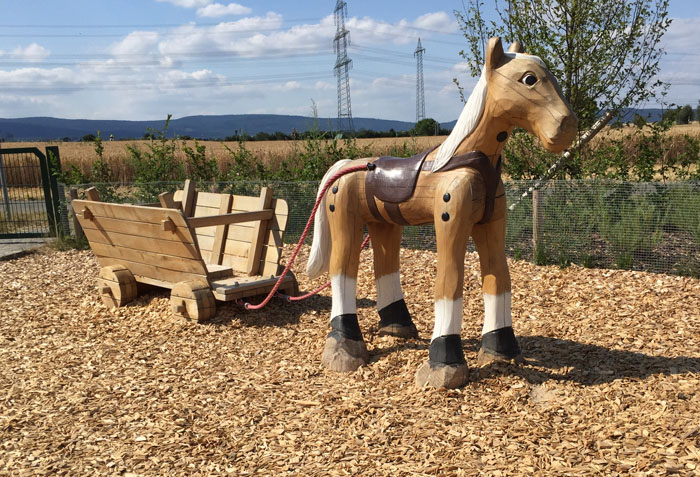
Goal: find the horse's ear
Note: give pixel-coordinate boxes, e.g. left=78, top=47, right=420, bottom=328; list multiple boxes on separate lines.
left=485, top=37, right=505, bottom=73
left=508, top=41, right=524, bottom=53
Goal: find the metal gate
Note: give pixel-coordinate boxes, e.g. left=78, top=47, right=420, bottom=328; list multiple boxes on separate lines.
left=0, top=146, right=63, bottom=238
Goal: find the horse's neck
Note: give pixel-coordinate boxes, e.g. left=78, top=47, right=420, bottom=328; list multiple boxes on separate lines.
left=432, top=102, right=512, bottom=166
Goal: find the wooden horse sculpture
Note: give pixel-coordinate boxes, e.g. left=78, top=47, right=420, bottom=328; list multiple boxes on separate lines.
left=306, top=37, right=578, bottom=388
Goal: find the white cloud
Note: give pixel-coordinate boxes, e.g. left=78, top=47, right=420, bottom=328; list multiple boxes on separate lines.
left=197, top=3, right=252, bottom=18
left=0, top=67, right=82, bottom=94
left=111, top=31, right=160, bottom=57
left=10, top=43, right=50, bottom=63
left=413, top=12, right=458, bottom=33
left=156, top=0, right=211, bottom=8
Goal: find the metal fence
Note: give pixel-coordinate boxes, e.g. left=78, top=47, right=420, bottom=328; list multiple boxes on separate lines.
left=61, top=180, right=700, bottom=277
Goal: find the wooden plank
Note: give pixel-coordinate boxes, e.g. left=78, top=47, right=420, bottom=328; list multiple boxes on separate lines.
left=78, top=215, right=195, bottom=243
left=187, top=209, right=273, bottom=229
left=90, top=242, right=209, bottom=275
left=69, top=188, right=85, bottom=241
left=229, top=198, right=288, bottom=231
left=194, top=191, right=234, bottom=208
left=94, top=256, right=208, bottom=285
left=261, top=260, right=283, bottom=278
left=176, top=191, right=288, bottom=230
left=206, top=264, right=233, bottom=280
left=211, top=274, right=296, bottom=301
left=158, top=191, right=177, bottom=209
left=72, top=199, right=189, bottom=227
left=209, top=194, right=233, bottom=265
left=83, top=228, right=200, bottom=259
left=85, top=187, right=100, bottom=201
left=222, top=234, right=282, bottom=260
left=182, top=179, right=197, bottom=217
left=246, top=187, right=273, bottom=276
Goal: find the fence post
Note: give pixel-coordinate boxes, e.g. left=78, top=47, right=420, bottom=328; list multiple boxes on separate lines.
left=0, top=142, right=11, bottom=221
left=532, top=189, right=543, bottom=257
left=45, top=146, right=65, bottom=237
left=69, top=188, right=85, bottom=241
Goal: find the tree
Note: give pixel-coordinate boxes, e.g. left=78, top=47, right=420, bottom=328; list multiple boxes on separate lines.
left=632, top=113, right=648, bottom=128
left=677, top=105, right=694, bottom=124
left=413, top=118, right=440, bottom=136
left=456, top=0, right=671, bottom=130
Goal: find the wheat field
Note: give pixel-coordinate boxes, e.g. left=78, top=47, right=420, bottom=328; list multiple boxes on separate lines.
left=3, top=123, right=699, bottom=183
left=3, top=136, right=447, bottom=182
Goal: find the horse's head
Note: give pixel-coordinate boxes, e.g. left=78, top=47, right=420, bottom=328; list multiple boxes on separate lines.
left=486, top=37, right=577, bottom=153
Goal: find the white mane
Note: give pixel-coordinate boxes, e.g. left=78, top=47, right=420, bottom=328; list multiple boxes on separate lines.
left=431, top=52, right=546, bottom=172
left=432, top=67, right=488, bottom=172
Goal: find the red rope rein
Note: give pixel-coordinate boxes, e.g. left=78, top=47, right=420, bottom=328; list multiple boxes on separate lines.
left=237, top=163, right=370, bottom=310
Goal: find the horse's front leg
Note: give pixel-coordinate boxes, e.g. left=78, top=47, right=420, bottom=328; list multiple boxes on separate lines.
left=471, top=216, right=523, bottom=365
left=321, top=197, right=369, bottom=372
left=367, top=222, right=418, bottom=339
left=415, top=178, right=472, bottom=389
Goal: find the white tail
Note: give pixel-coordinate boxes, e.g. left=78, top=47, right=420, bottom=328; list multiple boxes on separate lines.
left=306, top=159, right=352, bottom=278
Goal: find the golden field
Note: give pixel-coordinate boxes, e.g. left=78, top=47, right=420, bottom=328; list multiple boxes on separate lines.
left=4, top=136, right=447, bottom=182
left=2, top=122, right=699, bottom=183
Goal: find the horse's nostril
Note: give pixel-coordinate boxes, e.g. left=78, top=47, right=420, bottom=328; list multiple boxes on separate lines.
left=561, top=115, right=578, bottom=134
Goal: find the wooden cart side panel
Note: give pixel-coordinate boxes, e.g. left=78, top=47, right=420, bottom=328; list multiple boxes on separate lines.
left=173, top=190, right=289, bottom=275
left=73, top=199, right=209, bottom=284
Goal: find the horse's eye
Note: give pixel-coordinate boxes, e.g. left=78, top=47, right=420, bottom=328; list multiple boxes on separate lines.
left=521, top=73, right=538, bottom=86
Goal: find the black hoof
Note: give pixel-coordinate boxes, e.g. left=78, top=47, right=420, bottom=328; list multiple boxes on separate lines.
left=378, top=299, right=418, bottom=338
left=415, top=334, right=469, bottom=388
left=478, top=327, right=523, bottom=365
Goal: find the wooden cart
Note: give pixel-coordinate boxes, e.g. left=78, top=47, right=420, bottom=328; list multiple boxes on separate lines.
left=72, top=180, right=298, bottom=321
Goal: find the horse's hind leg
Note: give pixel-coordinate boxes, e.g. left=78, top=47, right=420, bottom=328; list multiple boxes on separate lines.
left=367, top=222, right=418, bottom=339
left=471, top=216, right=523, bottom=365
left=321, top=201, right=369, bottom=372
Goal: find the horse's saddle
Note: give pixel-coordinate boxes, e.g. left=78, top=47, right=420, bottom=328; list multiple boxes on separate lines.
left=364, top=147, right=502, bottom=225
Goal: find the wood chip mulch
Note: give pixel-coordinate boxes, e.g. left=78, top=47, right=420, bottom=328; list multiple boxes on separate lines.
left=1, top=245, right=699, bottom=476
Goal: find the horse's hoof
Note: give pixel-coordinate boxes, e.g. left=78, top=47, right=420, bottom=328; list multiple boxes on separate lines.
left=378, top=299, right=418, bottom=339
left=476, top=348, right=525, bottom=366
left=321, top=335, right=369, bottom=372
left=378, top=322, right=418, bottom=339
left=478, top=327, right=522, bottom=366
left=415, top=360, right=469, bottom=389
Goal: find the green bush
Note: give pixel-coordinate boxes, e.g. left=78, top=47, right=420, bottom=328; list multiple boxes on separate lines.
left=126, top=115, right=184, bottom=202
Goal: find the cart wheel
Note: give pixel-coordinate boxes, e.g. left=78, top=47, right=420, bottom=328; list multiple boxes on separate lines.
left=280, top=271, right=300, bottom=297
left=170, top=280, right=216, bottom=322
left=98, top=265, right=138, bottom=308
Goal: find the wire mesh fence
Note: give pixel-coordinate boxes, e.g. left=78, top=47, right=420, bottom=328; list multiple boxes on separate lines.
left=61, top=179, right=700, bottom=277
left=0, top=148, right=52, bottom=237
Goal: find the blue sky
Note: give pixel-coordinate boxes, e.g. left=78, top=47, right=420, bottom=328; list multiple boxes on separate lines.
left=1, top=0, right=699, bottom=122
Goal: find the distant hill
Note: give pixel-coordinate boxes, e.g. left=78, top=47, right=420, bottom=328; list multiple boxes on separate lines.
left=0, top=108, right=667, bottom=142
left=0, top=114, right=437, bottom=141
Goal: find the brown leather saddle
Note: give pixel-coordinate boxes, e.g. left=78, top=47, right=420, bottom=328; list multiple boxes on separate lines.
left=364, top=147, right=502, bottom=225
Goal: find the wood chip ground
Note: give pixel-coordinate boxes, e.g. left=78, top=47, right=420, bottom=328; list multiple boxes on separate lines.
left=1, top=245, right=699, bottom=476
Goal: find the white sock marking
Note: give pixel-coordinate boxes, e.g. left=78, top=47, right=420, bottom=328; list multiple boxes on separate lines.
left=375, top=272, right=403, bottom=311
left=482, top=291, right=512, bottom=335
left=431, top=297, right=463, bottom=341
left=331, top=274, right=357, bottom=317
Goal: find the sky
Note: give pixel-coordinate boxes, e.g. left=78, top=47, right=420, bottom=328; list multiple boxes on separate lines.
left=1, top=0, right=699, bottom=123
